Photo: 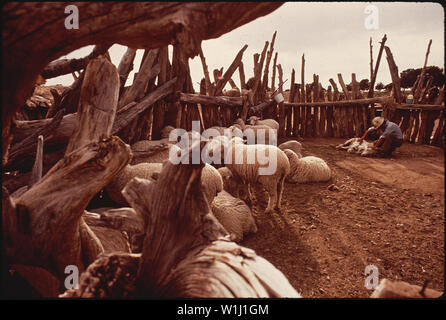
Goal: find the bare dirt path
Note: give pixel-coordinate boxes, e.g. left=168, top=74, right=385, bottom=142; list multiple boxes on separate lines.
left=242, top=138, right=444, bottom=298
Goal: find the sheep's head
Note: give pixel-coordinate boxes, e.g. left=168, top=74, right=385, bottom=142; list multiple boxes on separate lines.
left=160, top=125, right=175, bottom=139
left=283, top=149, right=300, bottom=163
left=248, top=115, right=260, bottom=126
left=228, top=125, right=243, bottom=139
left=234, top=118, right=245, bottom=129
left=217, top=167, right=240, bottom=197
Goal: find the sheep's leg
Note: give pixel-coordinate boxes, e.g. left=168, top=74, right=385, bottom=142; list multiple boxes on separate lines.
left=263, top=182, right=277, bottom=214
left=275, top=175, right=286, bottom=211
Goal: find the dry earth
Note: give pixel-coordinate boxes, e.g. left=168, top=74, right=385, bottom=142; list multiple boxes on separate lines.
left=242, top=137, right=444, bottom=298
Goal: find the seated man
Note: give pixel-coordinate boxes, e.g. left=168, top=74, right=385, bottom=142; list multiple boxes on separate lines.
left=358, top=116, right=403, bottom=157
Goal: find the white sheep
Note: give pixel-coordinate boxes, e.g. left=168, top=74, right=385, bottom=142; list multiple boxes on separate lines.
left=233, top=118, right=277, bottom=145
left=278, top=140, right=302, bottom=158
left=335, top=138, right=375, bottom=156
left=106, top=162, right=222, bottom=206
left=282, top=149, right=331, bottom=184
left=106, top=163, right=162, bottom=206
left=211, top=190, right=258, bottom=242
left=208, top=139, right=290, bottom=213
left=248, top=116, right=280, bottom=131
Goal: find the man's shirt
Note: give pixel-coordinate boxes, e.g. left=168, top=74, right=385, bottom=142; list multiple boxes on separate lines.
left=368, top=120, right=403, bottom=140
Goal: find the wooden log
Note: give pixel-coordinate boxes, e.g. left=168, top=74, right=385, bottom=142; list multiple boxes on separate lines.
left=277, top=64, right=286, bottom=138
left=118, top=49, right=160, bottom=109
left=271, top=52, right=278, bottom=92
left=260, top=31, right=277, bottom=100
left=9, top=78, right=175, bottom=171
left=312, top=75, right=320, bottom=136
left=228, top=78, right=238, bottom=90
left=318, top=83, right=327, bottom=137
left=286, top=105, right=292, bottom=137
left=51, top=71, right=85, bottom=117
left=384, top=46, right=403, bottom=103
left=65, top=56, right=119, bottom=155
left=369, top=37, right=374, bottom=92
left=395, top=104, right=443, bottom=111
left=329, top=79, right=341, bottom=137
left=284, top=97, right=384, bottom=108
left=2, top=2, right=283, bottom=168
left=6, top=109, right=65, bottom=171
left=112, top=78, right=177, bottom=135
left=28, top=135, right=43, bottom=189
left=239, top=61, right=246, bottom=90
left=252, top=41, right=269, bottom=102
left=45, top=89, right=63, bottom=119
left=371, top=278, right=442, bottom=298
left=351, top=73, right=359, bottom=100
left=120, top=141, right=300, bottom=298
left=410, top=110, right=421, bottom=143
left=117, top=47, right=137, bottom=93
left=431, top=114, right=444, bottom=146
left=419, top=75, right=433, bottom=104
left=41, top=44, right=110, bottom=79
left=398, top=109, right=410, bottom=131
left=198, top=45, right=212, bottom=96
left=417, top=110, right=429, bottom=144
left=214, top=45, right=248, bottom=96
left=414, top=39, right=433, bottom=103
left=10, top=137, right=131, bottom=281
left=292, top=106, right=299, bottom=138
left=337, top=73, right=350, bottom=100
left=301, top=54, right=306, bottom=103
left=180, top=93, right=243, bottom=108
left=368, top=34, right=387, bottom=98
left=152, top=46, right=171, bottom=140
left=305, top=106, right=312, bottom=137
left=249, top=100, right=275, bottom=114
left=289, top=69, right=296, bottom=103
left=423, top=110, right=439, bottom=144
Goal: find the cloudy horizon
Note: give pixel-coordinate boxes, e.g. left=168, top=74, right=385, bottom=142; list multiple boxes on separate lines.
left=46, top=2, right=444, bottom=92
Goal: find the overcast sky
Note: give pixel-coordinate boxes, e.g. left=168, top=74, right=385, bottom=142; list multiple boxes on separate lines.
left=46, top=2, right=444, bottom=92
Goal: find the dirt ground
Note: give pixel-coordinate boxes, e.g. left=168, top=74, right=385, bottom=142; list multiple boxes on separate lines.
left=242, top=137, right=444, bottom=298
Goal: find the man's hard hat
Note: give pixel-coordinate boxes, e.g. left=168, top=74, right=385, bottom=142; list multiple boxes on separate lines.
left=371, top=116, right=385, bottom=129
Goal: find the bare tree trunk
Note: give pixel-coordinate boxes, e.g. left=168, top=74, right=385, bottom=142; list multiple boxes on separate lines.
left=65, top=56, right=119, bottom=155
left=214, top=45, right=248, bottom=96
left=414, top=39, right=433, bottom=103
left=2, top=2, right=283, bottom=165
left=117, top=47, right=137, bottom=93
left=118, top=49, right=160, bottom=110
left=368, top=34, right=387, bottom=98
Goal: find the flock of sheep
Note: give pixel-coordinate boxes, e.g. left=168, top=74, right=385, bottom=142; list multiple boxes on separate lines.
left=101, top=116, right=333, bottom=245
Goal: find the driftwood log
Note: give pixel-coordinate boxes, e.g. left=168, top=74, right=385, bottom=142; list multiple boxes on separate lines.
left=2, top=2, right=283, bottom=165
left=371, top=278, right=442, bottom=298
left=62, top=141, right=300, bottom=298
left=2, top=54, right=132, bottom=297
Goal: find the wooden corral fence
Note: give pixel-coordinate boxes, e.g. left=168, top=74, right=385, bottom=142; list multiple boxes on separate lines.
left=13, top=32, right=444, bottom=172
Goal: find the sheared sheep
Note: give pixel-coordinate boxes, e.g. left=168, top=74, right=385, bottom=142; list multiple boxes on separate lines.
left=106, top=162, right=222, bottom=206
left=279, top=140, right=302, bottom=158
left=283, top=149, right=331, bottom=184
left=248, top=116, right=280, bottom=131
left=106, top=163, right=162, bottom=206
left=211, top=190, right=257, bottom=242
left=204, top=125, right=244, bottom=140
left=335, top=137, right=375, bottom=156
left=233, top=118, right=277, bottom=145
left=208, top=139, right=290, bottom=213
